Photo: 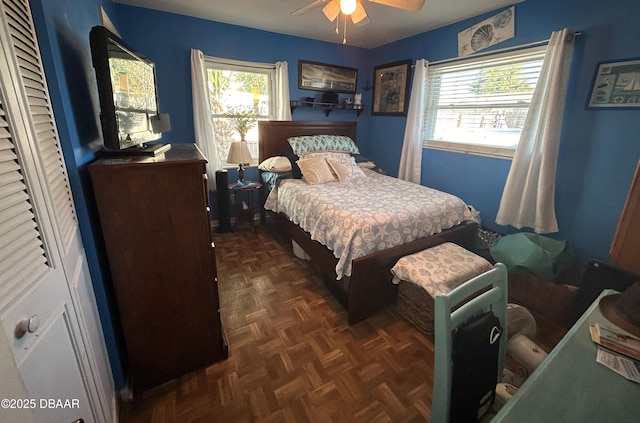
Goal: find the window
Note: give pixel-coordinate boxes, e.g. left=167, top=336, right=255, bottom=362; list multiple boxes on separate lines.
left=204, top=57, right=276, bottom=166
left=423, top=46, right=546, bottom=158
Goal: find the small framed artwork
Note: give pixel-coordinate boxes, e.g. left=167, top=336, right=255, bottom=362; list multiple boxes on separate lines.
left=372, top=59, right=411, bottom=116
left=587, top=57, right=640, bottom=108
left=458, top=7, right=514, bottom=56
left=298, top=60, right=358, bottom=94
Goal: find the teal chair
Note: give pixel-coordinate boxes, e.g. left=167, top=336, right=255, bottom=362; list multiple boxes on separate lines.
left=430, top=263, right=509, bottom=423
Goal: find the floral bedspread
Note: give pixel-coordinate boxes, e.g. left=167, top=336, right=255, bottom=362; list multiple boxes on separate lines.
left=264, top=169, right=477, bottom=279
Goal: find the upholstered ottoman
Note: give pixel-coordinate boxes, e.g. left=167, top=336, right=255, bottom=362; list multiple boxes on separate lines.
left=390, top=242, right=493, bottom=339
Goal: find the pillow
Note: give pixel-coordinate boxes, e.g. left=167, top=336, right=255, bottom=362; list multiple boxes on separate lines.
left=285, top=151, right=303, bottom=179
left=351, top=153, right=379, bottom=171
left=288, top=135, right=359, bottom=155
left=326, top=157, right=366, bottom=183
left=351, top=153, right=373, bottom=163
left=261, top=170, right=293, bottom=187
left=357, top=161, right=376, bottom=169
left=299, top=151, right=352, bottom=161
left=258, top=156, right=292, bottom=172
left=296, top=157, right=337, bottom=185
left=349, top=153, right=375, bottom=169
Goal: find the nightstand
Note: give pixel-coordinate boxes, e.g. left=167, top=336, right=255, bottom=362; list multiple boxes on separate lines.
left=228, top=181, right=262, bottom=233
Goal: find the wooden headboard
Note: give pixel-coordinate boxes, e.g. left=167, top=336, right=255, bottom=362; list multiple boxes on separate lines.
left=258, top=120, right=357, bottom=162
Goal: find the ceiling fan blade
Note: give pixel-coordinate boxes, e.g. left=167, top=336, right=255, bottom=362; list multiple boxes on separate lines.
left=353, top=14, right=370, bottom=26
left=351, top=1, right=369, bottom=25
left=367, top=0, right=425, bottom=12
left=322, top=0, right=340, bottom=22
left=290, top=0, right=329, bottom=16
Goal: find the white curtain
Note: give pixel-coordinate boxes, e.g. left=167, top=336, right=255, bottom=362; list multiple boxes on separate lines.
left=275, top=61, right=292, bottom=121
left=398, top=59, right=428, bottom=183
left=495, top=29, right=576, bottom=233
left=191, top=49, right=221, bottom=190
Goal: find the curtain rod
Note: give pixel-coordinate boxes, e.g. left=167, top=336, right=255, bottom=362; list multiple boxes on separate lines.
left=416, top=31, right=581, bottom=67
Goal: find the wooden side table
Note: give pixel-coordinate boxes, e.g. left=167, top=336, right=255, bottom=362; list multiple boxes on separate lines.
left=228, top=181, right=262, bottom=233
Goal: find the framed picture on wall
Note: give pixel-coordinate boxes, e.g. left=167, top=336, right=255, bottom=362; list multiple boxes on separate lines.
left=298, top=60, right=358, bottom=94
left=587, top=57, right=640, bottom=108
left=372, top=60, right=412, bottom=116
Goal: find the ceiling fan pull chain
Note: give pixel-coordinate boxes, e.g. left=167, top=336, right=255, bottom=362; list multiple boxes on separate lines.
left=343, top=14, right=347, bottom=44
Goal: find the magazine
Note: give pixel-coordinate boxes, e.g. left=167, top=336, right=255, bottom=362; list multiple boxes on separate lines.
left=589, top=323, right=640, bottom=362
left=595, top=347, right=640, bottom=383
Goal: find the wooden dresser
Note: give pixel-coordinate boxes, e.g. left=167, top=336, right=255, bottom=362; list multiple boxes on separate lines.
left=89, top=144, right=227, bottom=391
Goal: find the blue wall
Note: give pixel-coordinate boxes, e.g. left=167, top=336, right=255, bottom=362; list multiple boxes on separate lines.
left=30, top=0, right=640, bottom=389
left=368, top=0, right=640, bottom=264
left=114, top=5, right=373, bottom=158
left=29, top=0, right=128, bottom=388
left=112, top=4, right=373, bottom=211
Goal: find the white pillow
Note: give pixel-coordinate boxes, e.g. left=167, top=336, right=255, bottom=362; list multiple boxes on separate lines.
left=296, top=157, right=337, bottom=184
left=258, top=156, right=292, bottom=172
left=326, top=156, right=366, bottom=183
left=357, top=161, right=376, bottom=169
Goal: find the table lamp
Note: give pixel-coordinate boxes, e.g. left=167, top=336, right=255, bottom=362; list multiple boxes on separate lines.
left=226, top=141, right=252, bottom=187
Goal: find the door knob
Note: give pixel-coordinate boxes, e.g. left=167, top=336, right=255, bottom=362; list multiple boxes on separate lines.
left=15, top=315, right=39, bottom=339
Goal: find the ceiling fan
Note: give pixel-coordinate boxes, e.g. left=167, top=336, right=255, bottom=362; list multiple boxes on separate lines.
left=291, top=0, right=425, bottom=27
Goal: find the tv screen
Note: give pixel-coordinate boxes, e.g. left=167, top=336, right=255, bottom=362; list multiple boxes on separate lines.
left=90, top=26, right=168, bottom=151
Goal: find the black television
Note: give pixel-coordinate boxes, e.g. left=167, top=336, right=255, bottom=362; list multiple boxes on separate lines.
left=90, top=26, right=170, bottom=155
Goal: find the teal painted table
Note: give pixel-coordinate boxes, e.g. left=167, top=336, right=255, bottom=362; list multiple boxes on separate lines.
left=492, top=289, right=640, bottom=422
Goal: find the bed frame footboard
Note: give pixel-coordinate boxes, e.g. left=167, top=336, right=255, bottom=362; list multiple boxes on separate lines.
left=275, top=213, right=478, bottom=324
left=347, top=221, right=477, bottom=324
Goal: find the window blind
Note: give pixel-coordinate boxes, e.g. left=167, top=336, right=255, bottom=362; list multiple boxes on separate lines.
left=424, top=46, right=546, bottom=152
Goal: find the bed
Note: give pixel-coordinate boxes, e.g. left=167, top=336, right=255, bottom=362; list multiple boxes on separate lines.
left=258, top=120, right=478, bottom=324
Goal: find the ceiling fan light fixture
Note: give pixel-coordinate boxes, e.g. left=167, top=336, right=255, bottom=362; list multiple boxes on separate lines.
left=340, top=0, right=357, bottom=15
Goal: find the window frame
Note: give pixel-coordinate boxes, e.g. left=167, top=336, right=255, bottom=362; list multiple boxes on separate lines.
left=423, top=45, right=547, bottom=160
left=203, top=56, right=277, bottom=167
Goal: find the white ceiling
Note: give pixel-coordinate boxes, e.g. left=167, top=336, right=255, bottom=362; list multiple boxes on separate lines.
left=114, top=0, right=522, bottom=49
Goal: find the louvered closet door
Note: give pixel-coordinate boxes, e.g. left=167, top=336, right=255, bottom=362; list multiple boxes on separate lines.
left=0, top=0, right=114, bottom=421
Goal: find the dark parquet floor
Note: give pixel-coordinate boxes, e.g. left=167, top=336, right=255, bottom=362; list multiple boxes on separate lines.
left=118, top=220, right=567, bottom=423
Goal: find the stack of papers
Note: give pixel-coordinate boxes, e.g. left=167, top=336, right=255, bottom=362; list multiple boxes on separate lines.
left=590, top=323, right=640, bottom=383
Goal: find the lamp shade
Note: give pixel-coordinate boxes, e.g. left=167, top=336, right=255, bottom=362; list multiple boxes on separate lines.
left=226, top=141, right=252, bottom=165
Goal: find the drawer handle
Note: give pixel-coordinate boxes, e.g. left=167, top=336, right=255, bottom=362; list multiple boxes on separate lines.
left=15, top=315, right=40, bottom=339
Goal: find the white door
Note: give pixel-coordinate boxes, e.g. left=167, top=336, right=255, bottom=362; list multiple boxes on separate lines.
left=0, top=0, right=115, bottom=422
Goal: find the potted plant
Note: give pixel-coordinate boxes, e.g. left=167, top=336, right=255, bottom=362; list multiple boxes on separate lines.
left=229, top=108, right=257, bottom=141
